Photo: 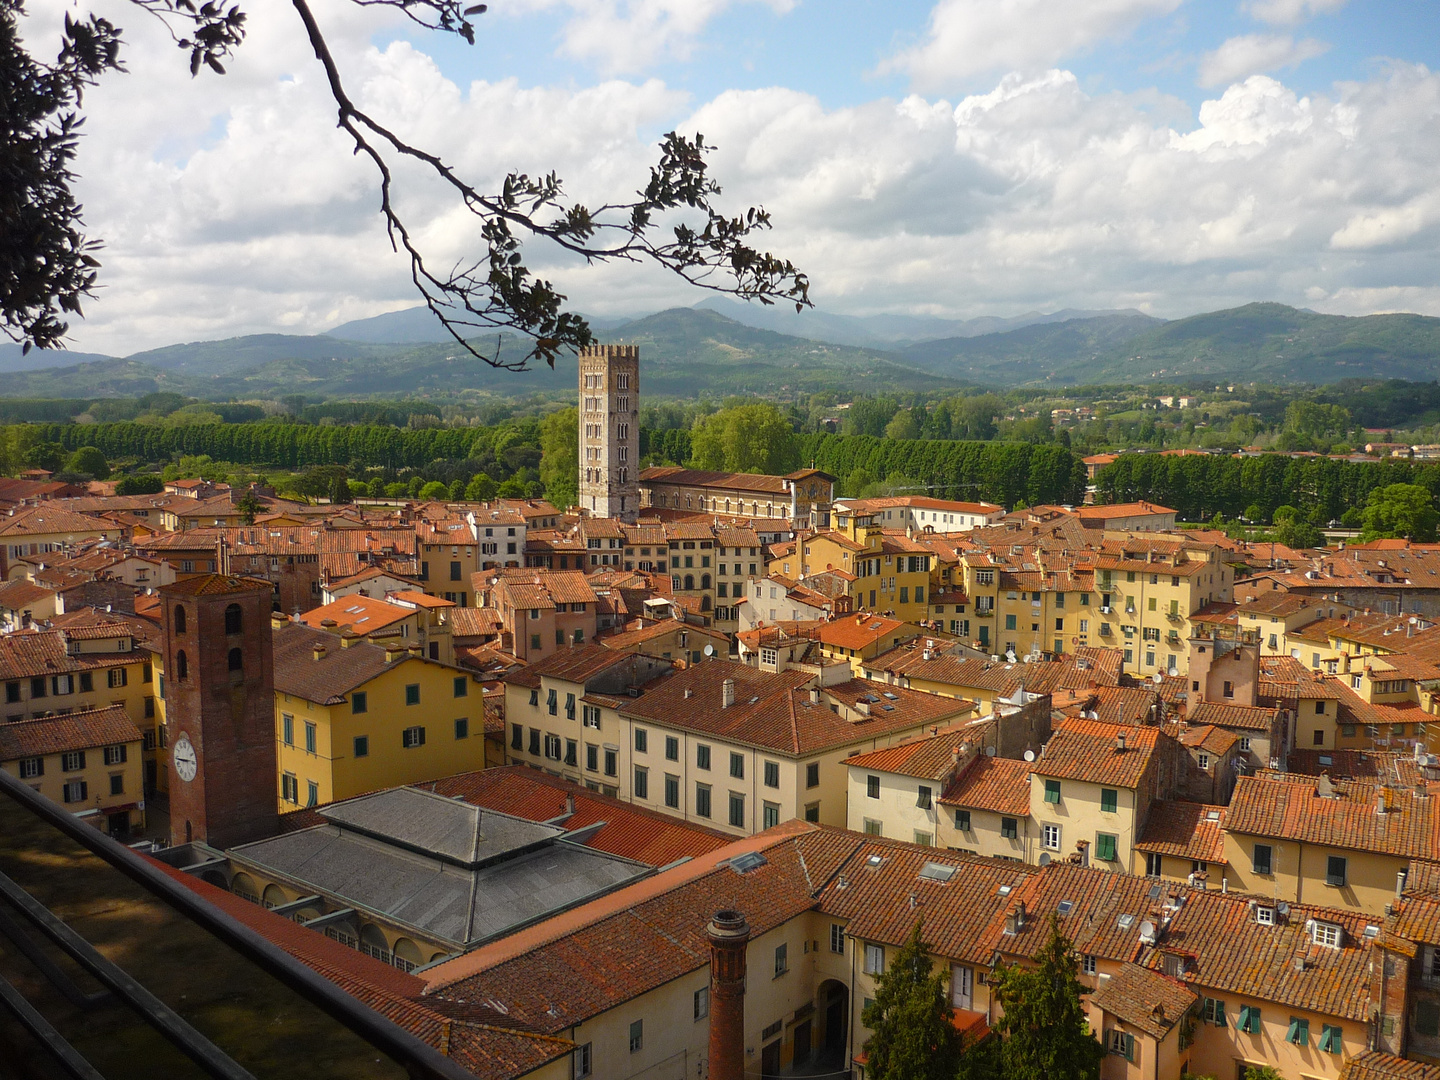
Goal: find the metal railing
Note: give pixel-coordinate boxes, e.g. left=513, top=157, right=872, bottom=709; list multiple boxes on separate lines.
left=0, top=767, right=479, bottom=1080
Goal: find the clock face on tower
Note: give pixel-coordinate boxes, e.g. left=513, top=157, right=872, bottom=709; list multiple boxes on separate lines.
left=173, top=734, right=198, bottom=783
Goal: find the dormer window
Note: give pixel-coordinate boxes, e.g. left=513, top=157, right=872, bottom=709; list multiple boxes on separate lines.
left=1311, top=921, right=1342, bottom=948
left=1256, top=905, right=1275, bottom=926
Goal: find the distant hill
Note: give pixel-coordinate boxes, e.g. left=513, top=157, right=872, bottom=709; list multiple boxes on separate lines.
left=900, top=313, right=1166, bottom=381
left=327, top=306, right=637, bottom=345
left=128, top=334, right=389, bottom=375
left=693, top=295, right=1152, bottom=349
left=0, top=343, right=115, bottom=374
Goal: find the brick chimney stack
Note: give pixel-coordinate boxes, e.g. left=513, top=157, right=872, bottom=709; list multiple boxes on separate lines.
left=706, top=910, right=750, bottom=1080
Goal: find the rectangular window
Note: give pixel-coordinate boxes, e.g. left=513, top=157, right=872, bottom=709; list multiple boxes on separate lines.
left=634, top=766, right=648, bottom=800
left=353, top=735, right=369, bottom=758
left=763, top=760, right=780, bottom=788
left=916, top=785, right=932, bottom=810
left=565, top=693, right=576, bottom=721
left=1095, top=833, right=1118, bottom=862
left=1201, top=997, right=1227, bottom=1027
left=664, top=774, right=680, bottom=808
left=1044, top=779, right=1061, bottom=803
left=454, top=717, right=469, bottom=740
left=62, top=779, right=88, bottom=804
left=1238, top=1006, right=1261, bottom=1034
left=696, top=783, right=712, bottom=818
left=830, top=923, right=845, bottom=954
left=604, top=748, right=618, bottom=777
left=565, top=739, right=578, bottom=766
left=402, top=726, right=426, bottom=748
left=863, top=943, right=884, bottom=975
left=1043, top=823, right=1061, bottom=850
left=1319, top=1024, right=1343, bottom=1053
left=1108, top=1030, right=1135, bottom=1062
left=103, top=745, right=127, bottom=766
left=585, top=743, right=598, bottom=771
left=62, top=750, right=86, bottom=772
left=665, top=736, right=679, bottom=761
left=629, top=1020, right=643, bottom=1053
left=306, top=780, right=319, bottom=808
left=1001, top=817, right=1018, bottom=839
left=281, top=774, right=298, bottom=804
left=1326, top=855, right=1347, bottom=887
left=405, top=684, right=420, bottom=706
left=730, top=752, right=744, bottom=779
left=1082, top=954, right=1097, bottom=976
left=351, top=691, right=367, bottom=714
left=1287, top=1017, right=1309, bottom=1046
left=697, top=744, right=711, bottom=770
left=774, top=943, right=788, bottom=976
left=955, top=809, right=971, bottom=832
left=1100, top=788, right=1118, bottom=813
left=453, top=676, right=468, bottom=698
left=634, top=728, right=647, bottom=753
left=110, top=774, right=124, bottom=796
left=867, top=775, right=881, bottom=799
left=108, top=668, right=127, bottom=689
left=763, top=802, right=779, bottom=829
left=547, top=689, right=557, bottom=715
left=693, top=987, right=709, bottom=1020
left=304, top=722, right=316, bottom=754
left=18, top=758, right=41, bottom=779
left=728, top=792, right=745, bottom=828
left=282, top=714, right=294, bottom=746
left=1252, top=844, right=1273, bottom=875
left=806, top=762, right=820, bottom=788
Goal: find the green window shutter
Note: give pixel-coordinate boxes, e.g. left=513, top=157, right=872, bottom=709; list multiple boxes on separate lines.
left=1286, top=1018, right=1308, bottom=1045
left=1320, top=1024, right=1342, bottom=1053
left=1045, top=779, right=1061, bottom=803
left=1096, top=834, right=1117, bottom=861
left=1100, top=788, right=1118, bottom=813
left=1214, top=1000, right=1227, bottom=1027
left=1124, top=1033, right=1135, bottom=1062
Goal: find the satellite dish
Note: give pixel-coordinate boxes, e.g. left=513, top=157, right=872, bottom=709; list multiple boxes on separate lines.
left=1038, top=852, right=1051, bottom=867
left=1152, top=673, right=1163, bottom=684
left=1023, top=749, right=1036, bottom=762
left=1138, top=920, right=1156, bottom=941
left=703, top=644, right=715, bottom=657
left=984, top=746, right=997, bottom=757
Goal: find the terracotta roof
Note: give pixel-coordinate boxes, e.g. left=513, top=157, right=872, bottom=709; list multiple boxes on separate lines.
left=450, top=607, right=504, bottom=639
left=0, top=630, right=144, bottom=681
left=845, top=727, right=983, bottom=780
left=1225, top=773, right=1440, bottom=859
left=1075, top=501, right=1175, bottom=519
left=638, top=466, right=791, bottom=495
left=1185, top=700, right=1277, bottom=732
left=1134, top=801, right=1228, bottom=864
left=619, top=664, right=972, bottom=756
left=0, top=579, right=56, bottom=609
left=817, top=839, right=1035, bottom=966
left=0, top=505, right=120, bottom=538
left=1089, top=963, right=1196, bottom=1037
left=818, top=613, right=913, bottom=651
left=938, top=755, right=1033, bottom=817
left=161, top=573, right=272, bottom=597
left=1285, top=749, right=1423, bottom=785
left=1339, top=1052, right=1440, bottom=1080
left=1032, top=717, right=1164, bottom=789
left=1389, top=893, right=1440, bottom=947
left=0, top=705, right=141, bottom=759
left=501, top=643, right=639, bottom=689
left=272, top=623, right=417, bottom=704
left=1178, top=724, right=1237, bottom=756
left=298, top=595, right=413, bottom=635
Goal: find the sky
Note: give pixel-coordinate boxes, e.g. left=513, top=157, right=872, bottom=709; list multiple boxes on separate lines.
left=24, top=0, right=1440, bottom=355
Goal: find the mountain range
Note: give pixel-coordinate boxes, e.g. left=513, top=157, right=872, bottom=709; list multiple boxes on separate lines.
left=4, top=301, right=1439, bottom=400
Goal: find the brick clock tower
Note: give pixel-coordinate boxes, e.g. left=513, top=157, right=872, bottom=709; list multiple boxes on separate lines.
left=578, top=343, right=640, bottom=522
left=160, top=575, right=277, bottom=849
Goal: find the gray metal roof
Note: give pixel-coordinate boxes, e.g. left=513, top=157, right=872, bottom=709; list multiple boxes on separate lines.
left=317, top=787, right=560, bottom=867
left=232, top=788, right=649, bottom=947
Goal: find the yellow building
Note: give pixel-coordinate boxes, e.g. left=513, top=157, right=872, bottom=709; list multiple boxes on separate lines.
left=1221, top=773, right=1429, bottom=916
left=271, top=620, right=485, bottom=810
left=816, top=612, right=918, bottom=674
left=770, top=508, right=934, bottom=623
left=0, top=505, right=123, bottom=579
left=0, top=704, right=145, bottom=837
left=0, top=623, right=164, bottom=794
left=1238, top=591, right=1352, bottom=654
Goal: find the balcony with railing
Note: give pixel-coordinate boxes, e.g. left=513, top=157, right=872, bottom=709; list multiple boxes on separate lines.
left=0, top=768, right=478, bottom=1080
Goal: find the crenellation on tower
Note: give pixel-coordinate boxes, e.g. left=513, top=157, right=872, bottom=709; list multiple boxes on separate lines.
left=578, top=343, right=640, bottom=522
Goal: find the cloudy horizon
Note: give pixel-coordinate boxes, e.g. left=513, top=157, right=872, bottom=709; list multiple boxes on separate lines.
left=22, top=0, right=1440, bottom=355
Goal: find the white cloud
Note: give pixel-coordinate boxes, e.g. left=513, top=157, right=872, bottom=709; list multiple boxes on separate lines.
left=879, top=0, right=1182, bottom=93
left=1197, top=33, right=1329, bottom=87
left=33, top=2, right=1440, bottom=354
left=1241, top=0, right=1347, bottom=27
left=510, top=0, right=795, bottom=74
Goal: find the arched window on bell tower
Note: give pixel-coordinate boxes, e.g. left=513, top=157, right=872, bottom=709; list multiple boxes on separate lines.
left=224, top=603, right=243, bottom=635
left=174, top=606, right=186, bottom=634
left=176, top=649, right=189, bottom=681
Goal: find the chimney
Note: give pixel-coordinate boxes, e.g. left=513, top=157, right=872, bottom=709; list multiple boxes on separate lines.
left=1116, top=733, right=1127, bottom=752
left=313, top=644, right=327, bottom=662
left=565, top=792, right=576, bottom=816
left=810, top=688, right=820, bottom=705
left=1376, top=790, right=1387, bottom=816
left=706, top=911, right=750, bottom=1080
left=1398, top=870, right=1408, bottom=898
left=722, top=679, right=736, bottom=708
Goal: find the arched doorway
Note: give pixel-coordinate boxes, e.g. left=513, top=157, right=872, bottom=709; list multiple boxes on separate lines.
left=816, top=979, right=848, bottom=1072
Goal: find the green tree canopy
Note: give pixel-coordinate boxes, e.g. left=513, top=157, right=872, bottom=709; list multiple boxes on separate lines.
left=63, top=445, right=109, bottom=479
left=989, top=913, right=1103, bottom=1080
left=690, top=403, right=799, bottom=475
left=465, top=472, right=499, bottom=501
left=884, top=409, right=921, bottom=441
left=860, top=919, right=970, bottom=1080
left=418, top=480, right=449, bottom=500
left=1363, top=483, right=1439, bottom=542
left=114, top=474, right=164, bottom=496
left=538, top=408, right=579, bottom=510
